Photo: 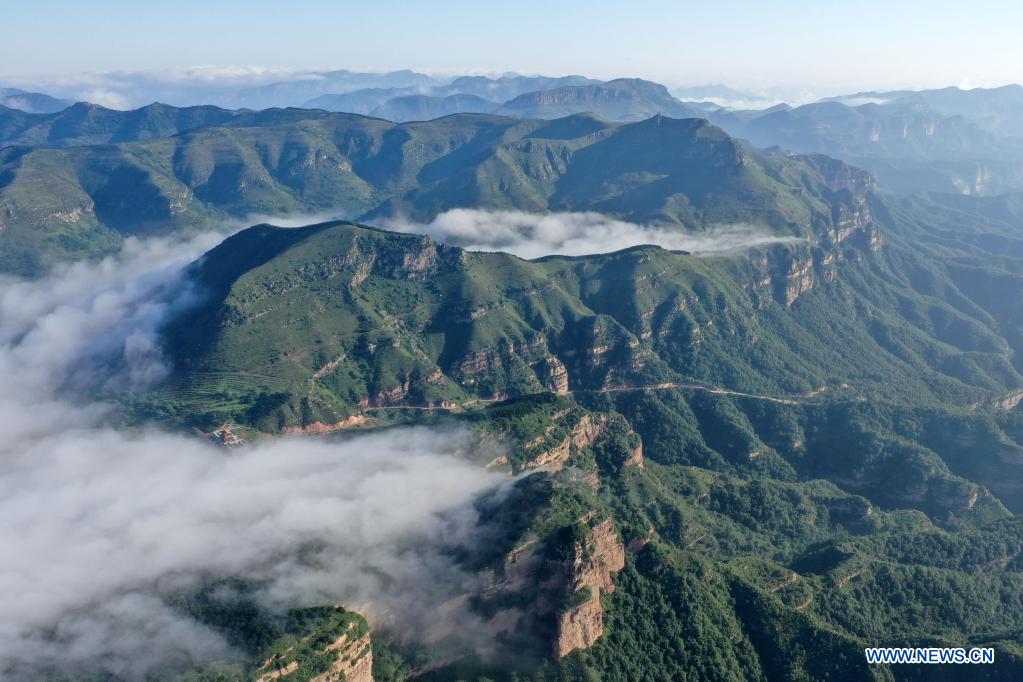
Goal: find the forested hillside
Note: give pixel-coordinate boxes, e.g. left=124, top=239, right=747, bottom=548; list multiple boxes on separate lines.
left=5, top=106, right=1023, bottom=680
left=138, top=183, right=1023, bottom=678
left=0, top=111, right=866, bottom=274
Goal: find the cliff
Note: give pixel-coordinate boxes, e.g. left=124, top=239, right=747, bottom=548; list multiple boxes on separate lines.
left=517, top=409, right=644, bottom=474
left=255, top=609, right=373, bottom=682
left=523, top=412, right=605, bottom=470
left=313, top=628, right=374, bottom=682
left=992, top=388, right=1023, bottom=411
left=553, top=517, right=627, bottom=657
left=474, top=509, right=626, bottom=660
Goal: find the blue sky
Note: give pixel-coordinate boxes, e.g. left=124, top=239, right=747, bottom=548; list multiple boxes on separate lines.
left=3, top=0, right=1021, bottom=91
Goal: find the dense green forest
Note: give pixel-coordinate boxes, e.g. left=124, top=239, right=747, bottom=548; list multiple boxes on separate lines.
left=131, top=176, right=1023, bottom=679
left=5, top=107, right=1023, bottom=680
left=0, top=109, right=865, bottom=274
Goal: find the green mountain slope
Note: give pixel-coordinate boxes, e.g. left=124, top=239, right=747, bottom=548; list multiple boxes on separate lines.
left=147, top=198, right=1023, bottom=678
left=150, top=186, right=1023, bottom=501
left=0, top=101, right=251, bottom=147
left=0, top=113, right=866, bottom=274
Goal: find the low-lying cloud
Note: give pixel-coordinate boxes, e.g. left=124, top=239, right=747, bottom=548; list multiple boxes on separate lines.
left=2, top=426, right=499, bottom=679
left=388, top=208, right=801, bottom=259
left=0, top=230, right=504, bottom=679
left=9, top=67, right=317, bottom=109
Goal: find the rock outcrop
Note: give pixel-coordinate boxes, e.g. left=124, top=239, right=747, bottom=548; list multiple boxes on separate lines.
left=519, top=410, right=645, bottom=473
left=256, top=612, right=374, bottom=682
left=538, top=355, right=570, bottom=394
left=553, top=518, right=627, bottom=657
left=624, top=441, right=645, bottom=468
left=993, top=388, right=1023, bottom=411
left=741, top=155, right=883, bottom=307
left=554, top=597, right=604, bottom=658
left=778, top=255, right=816, bottom=307
left=476, top=515, right=626, bottom=659
left=314, top=627, right=374, bottom=682
left=281, top=414, right=367, bottom=434
left=522, top=413, right=606, bottom=470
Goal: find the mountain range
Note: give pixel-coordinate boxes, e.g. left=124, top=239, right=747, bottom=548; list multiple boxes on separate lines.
left=6, top=74, right=1023, bottom=679
left=295, top=81, right=1023, bottom=195
left=9, top=79, right=1023, bottom=198
left=303, top=74, right=600, bottom=115
left=304, top=78, right=702, bottom=123
left=828, top=84, right=1023, bottom=137
left=0, top=111, right=855, bottom=275
left=3, top=69, right=599, bottom=112
left=135, top=173, right=1023, bottom=679
left=708, top=92, right=1023, bottom=195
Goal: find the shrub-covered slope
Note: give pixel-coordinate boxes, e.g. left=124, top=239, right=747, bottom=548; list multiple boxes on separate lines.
left=0, top=112, right=867, bottom=274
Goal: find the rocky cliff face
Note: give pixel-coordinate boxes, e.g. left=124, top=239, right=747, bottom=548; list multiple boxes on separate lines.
left=522, top=412, right=605, bottom=470
left=538, top=355, right=570, bottom=394
left=314, top=628, right=374, bottom=682
left=732, top=153, right=883, bottom=307
left=554, top=598, right=604, bottom=658
left=474, top=514, right=626, bottom=659
left=745, top=158, right=881, bottom=307
left=799, top=153, right=876, bottom=197
left=255, top=614, right=373, bottom=682
left=553, top=518, right=627, bottom=657
left=317, top=233, right=448, bottom=287
left=519, top=410, right=644, bottom=473
left=775, top=254, right=817, bottom=307
left=993, top=388, right=1023, bottom=411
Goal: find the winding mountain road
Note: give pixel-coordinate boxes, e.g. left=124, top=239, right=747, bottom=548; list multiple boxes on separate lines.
left=362, top=382, right=837, bottom=412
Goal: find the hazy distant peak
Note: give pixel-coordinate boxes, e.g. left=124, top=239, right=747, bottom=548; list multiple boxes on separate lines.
left=0, top=87, right=73, bottom=114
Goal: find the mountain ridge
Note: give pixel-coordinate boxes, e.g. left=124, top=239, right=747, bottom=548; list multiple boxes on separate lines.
left=0, top=112, right=872, bottom=275
left=496, top=78, right=703, bottom=121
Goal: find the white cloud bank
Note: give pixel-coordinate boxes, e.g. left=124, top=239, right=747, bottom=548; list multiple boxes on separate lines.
left=7, top=66, right=315, bottom=109
left=388, top=208, right=801, bottom=259
left=0, top=231, right=504, bottom=679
